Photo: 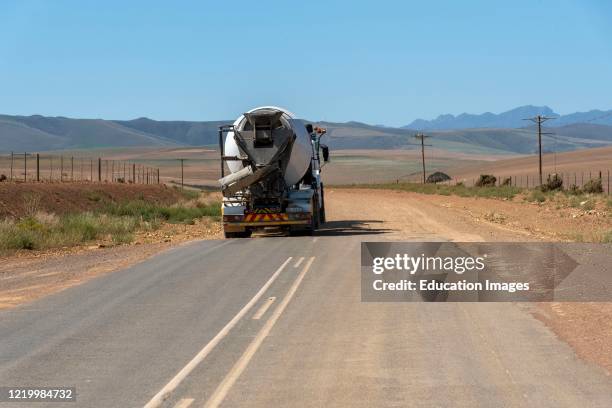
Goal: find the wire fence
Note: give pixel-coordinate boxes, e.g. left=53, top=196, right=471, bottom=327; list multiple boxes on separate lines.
left=0, top=152, right=160, bottom=184
left=401, top=169, right=611, bottom=195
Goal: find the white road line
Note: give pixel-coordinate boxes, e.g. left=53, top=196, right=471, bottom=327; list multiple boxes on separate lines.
left=204, top=257, right=316, bottom=408
left=252, top=297, right=276, bottom=320
left=173, top=398, right=195, bottom=408
left=293, top=257, right=304, bottom=268
left=143, top=257, right=293, bottom=408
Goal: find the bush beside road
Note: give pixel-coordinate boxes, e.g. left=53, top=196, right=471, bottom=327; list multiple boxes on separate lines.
left=0, top=184, right=221, bottom=253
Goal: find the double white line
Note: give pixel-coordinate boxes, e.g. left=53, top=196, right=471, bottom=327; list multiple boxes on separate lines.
left=144, top=256, right=315, bottom=408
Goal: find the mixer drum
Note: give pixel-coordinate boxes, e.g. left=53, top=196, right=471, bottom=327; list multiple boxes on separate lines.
left=224, top=106, right=313, bottom=186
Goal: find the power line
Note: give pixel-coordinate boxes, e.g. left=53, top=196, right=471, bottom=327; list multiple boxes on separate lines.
left=523, top=115, right=555, bottom=186
left=412, top=133, right=432, bottom=184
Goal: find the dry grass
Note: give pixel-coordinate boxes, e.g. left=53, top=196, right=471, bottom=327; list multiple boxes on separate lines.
left=0, top=191, right=220, bottom=252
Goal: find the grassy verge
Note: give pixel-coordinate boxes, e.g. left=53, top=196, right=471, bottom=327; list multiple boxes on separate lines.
left=0, top=195, right=220, bottom=252
left=337, top=182, right=523, bottom=200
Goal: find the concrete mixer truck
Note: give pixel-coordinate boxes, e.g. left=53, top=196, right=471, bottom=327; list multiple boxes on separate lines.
left=218, top=106, right=329, bottom=238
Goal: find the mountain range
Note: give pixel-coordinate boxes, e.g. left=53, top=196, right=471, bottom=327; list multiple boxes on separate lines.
left=404, top=105, right=612, bottom=130
left=1, top=106, right=612, bottom=155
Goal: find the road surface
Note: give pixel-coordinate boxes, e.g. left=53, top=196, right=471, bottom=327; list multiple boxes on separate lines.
left=1, top=226, right=612, bottom=407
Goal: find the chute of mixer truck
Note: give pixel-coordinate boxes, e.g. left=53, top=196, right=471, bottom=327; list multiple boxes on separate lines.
left=218, top=106, right=329, bottom=238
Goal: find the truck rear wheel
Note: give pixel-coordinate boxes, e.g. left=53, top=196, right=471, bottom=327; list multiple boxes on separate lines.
left=224, top=230, right=252, bottom=238
left=319, top=183, right=326, bottom=224
left=310, top=196, right=320, bottom=233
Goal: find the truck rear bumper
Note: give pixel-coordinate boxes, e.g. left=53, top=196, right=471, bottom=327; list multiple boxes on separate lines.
left=224, top=220, right=309, bottom=229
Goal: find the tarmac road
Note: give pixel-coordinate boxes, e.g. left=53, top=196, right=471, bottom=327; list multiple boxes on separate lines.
left=1, top=230, right=612, bottom=407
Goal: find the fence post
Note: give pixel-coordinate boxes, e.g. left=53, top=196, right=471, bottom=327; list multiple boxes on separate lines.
left=10, top=151, right=13, bottom=181
left=157, top=168, right=160, bottom=184
left=60, top=156, right=64, bottom=182
left=71, top=157, right=74, bottom=181
left=50, top=157, right=53, bottom=181
left=608, top=170, right=610, bottom=196
left=132, top=164, right=136, bottom=183
left=36, top=153, right=40, bottom=182
left=24, top=152, right=27, bottom=182
left=98, top=158, right=102, bottom=182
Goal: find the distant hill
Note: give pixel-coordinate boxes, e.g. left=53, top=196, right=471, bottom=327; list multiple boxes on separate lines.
left=404, top=105, right=612, bottom=130
left=0, top=114, right=180, bottom=152
left=1, top=113, right=612, bottom=155
left=114, top=117, right=229, bottom=146
left=319, top=120, right=612, bottom=154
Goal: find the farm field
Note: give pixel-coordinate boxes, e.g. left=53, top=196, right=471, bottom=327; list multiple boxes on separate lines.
left=2, top=145, right=609, bottom=191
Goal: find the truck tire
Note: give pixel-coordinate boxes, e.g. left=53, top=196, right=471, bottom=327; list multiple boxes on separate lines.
left=240, top=230, right=253, bottom=238
left=319, top=183, right=326, bottom=224
left=311, top=196, right=320, bottom=233
left=224, top=230, right=252, bottom=238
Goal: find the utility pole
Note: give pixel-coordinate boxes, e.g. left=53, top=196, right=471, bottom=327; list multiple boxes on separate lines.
left=413, top=133, right=431, bottom=184
left=523, top=115, right=555, bottom=186
left=180, top=159, right=185, bottom=189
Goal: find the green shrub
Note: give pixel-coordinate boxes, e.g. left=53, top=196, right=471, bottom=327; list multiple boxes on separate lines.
left=103, top=200, right=220, bottom=223
left=541, top=174, right=563, bottom=192
left=0, top=222, right=37, bottom=250
left=582, top=178, right=603, bottom=194
left=475, top=174, right=497, bottom=187
left=426, top=172, right=451, bottom=184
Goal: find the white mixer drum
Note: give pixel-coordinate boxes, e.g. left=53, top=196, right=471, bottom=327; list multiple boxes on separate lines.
left=224, top=106, right=313, bottom=186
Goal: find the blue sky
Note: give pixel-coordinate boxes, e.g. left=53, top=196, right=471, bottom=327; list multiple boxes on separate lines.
left=1, top=0, right=610, bottom=126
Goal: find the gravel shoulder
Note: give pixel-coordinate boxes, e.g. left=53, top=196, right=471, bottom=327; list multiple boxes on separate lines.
left=326, top=188, right=612, bottom=375
left=0, top=218, right=222, bottom=309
